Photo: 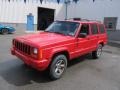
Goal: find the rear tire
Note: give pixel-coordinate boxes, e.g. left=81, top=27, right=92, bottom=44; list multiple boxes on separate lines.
left=2, top=29, right=8, bottom=35
left=92, top=44, right=103, bottom=59
left=49, top=54, right=67, bottom=80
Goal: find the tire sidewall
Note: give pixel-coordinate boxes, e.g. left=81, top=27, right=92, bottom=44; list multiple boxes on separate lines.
left=50, top=55, right=67, bottom=80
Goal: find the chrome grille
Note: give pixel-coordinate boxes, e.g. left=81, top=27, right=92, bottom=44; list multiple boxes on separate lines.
left=14, top=40, right=31, bottom=55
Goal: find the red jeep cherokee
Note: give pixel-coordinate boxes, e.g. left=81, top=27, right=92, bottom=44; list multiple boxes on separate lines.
left=11, top=20, right=107, bottom=80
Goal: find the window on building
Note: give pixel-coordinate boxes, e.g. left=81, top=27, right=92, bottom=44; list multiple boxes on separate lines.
left=108, top=22, right=113, bottom=29
left=99, top=24, right=105, bottom=33
left=91, top=24, right=98, bottom=35
left=80, top=24, right=89, bottom=35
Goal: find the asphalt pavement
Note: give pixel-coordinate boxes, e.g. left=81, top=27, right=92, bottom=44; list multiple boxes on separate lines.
left=0, top=32, right=120, bottom=90
left=107, top=30, right=120, bottom=48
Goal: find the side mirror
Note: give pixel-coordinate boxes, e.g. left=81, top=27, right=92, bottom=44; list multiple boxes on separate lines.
left=78, top=33, right=87, bottom=38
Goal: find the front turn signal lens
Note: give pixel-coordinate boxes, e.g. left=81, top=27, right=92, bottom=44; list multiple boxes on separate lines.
left=40, top=49, right=43, bottom=59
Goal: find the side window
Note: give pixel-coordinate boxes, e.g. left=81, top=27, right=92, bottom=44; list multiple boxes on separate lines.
left=80, top=24, right=89, bottom=35
left=99, top=24, right=105, bottom=33
left=91, top=24, right=98, bottom=35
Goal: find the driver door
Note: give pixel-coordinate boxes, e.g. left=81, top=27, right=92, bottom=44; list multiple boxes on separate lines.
left=76, top=23, right=92, bottom=56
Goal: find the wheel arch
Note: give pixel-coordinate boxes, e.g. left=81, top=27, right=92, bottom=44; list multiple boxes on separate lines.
left=99, top=42, right=104, bottom=46
left=48, top=49, right=70, bottom=67
left=98, top=41, right=104, bottom=47
left=51, top=50, right=70, bottom=61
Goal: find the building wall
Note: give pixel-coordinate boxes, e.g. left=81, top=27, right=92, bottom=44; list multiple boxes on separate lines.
left=0, top=0, right=120, bottom=31
left=67, top=0, right=120, bottom=30
left=0, top=0, right=65, bottom=31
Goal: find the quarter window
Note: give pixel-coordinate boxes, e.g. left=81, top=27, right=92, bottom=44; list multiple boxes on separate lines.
left=99, top=25, right=105, bottom=33
left=91, top=24, right=98, bottom=34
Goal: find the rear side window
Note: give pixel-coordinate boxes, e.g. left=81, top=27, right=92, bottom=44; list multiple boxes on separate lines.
left=91, top=24, right=98, bottom=35
left=99, top=24, right=105, bottom=33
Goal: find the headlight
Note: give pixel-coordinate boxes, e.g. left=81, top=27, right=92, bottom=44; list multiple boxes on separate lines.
left=33, top=48, right=38, bottom=54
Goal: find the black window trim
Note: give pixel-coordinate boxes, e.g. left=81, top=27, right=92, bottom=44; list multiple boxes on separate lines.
left=79, top=23, right=90, bottom=36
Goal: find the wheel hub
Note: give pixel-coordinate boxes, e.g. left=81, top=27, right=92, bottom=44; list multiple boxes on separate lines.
left=97, top=46, right=102, bottom=57
left=55, top=60, right=65, bottom=76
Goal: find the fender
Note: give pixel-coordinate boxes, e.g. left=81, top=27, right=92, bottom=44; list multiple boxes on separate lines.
left=97, top=40, right=104, bottom=46
left=49, top=47, right=69, bottom=61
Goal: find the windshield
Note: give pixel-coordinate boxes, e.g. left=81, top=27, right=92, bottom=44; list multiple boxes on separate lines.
left=45, top=21, right=80, bottom=36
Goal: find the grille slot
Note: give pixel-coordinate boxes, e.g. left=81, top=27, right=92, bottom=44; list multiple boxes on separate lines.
left=14, top=40, right=31, bottom=55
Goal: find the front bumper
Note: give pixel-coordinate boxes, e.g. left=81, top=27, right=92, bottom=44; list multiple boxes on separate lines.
left=11, top=48, right=49, bottom=71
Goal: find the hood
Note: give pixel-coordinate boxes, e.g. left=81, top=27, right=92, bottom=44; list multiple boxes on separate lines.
left=16, top=32, right=73, bottom=47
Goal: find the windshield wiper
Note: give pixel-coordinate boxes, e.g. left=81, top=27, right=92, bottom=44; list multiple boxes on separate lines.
left=44, top=30, right=53, bottom=33
left=53, top=31, right=67, bottom=35
left=54, top=31, right=63, bottom=34
left=45, top=31, right=64, bottom=35
left=45, top=31, right=72, bottom=36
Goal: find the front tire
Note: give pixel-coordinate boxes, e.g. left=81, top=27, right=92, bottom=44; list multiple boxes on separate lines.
left=2, top=29, right=8, bottom=35
left=49, top=55, right=67, bottom=80
left=92, top=44, right=103, bottom=59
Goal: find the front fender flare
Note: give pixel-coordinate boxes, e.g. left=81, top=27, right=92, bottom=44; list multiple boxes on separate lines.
left=49, top=47, right=69, bottom=61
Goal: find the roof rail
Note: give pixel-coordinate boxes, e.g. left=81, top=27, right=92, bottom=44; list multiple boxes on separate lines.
left=80, top=19, right=101, bottom=23
left=66, top=18, right=101, bottom=23
left=66, top=18, right=81, bottom=21
left=88, top=20, right=101, bottom=23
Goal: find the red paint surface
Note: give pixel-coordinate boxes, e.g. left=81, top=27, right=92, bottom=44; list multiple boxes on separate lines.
left=11, top=20, right=107, bottom=71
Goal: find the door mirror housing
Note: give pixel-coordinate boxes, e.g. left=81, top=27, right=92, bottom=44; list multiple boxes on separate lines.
left=78, top=33, right=87, bottom=38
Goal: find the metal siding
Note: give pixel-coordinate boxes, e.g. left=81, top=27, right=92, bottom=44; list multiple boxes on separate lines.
left=0, top=1, right=65, bottom=24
